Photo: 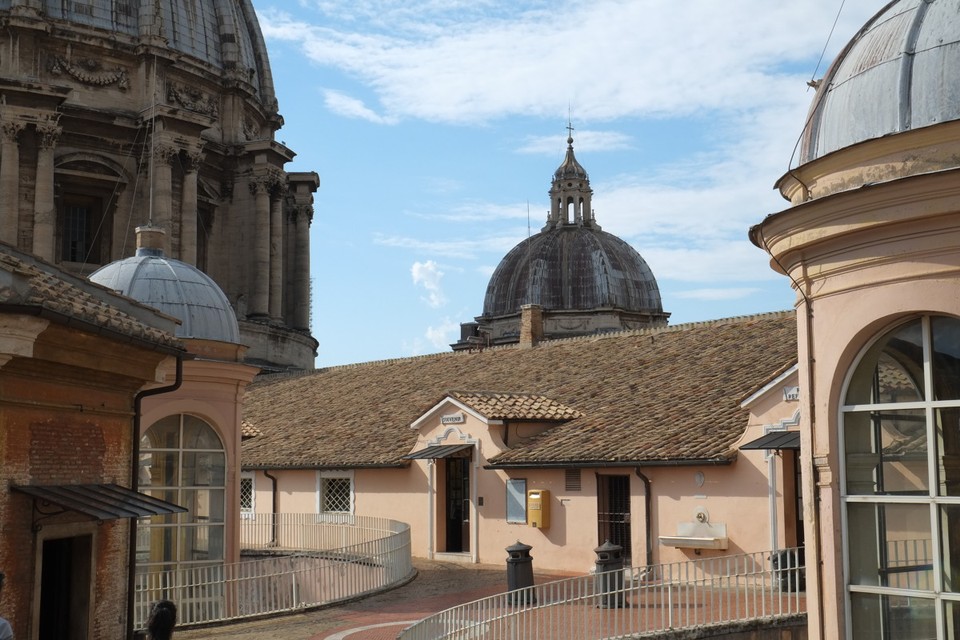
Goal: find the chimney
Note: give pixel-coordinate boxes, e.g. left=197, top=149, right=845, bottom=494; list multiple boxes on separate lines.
left=519, top=304, right=543, bottom=349
left=135, top=225, right=166, bottom=257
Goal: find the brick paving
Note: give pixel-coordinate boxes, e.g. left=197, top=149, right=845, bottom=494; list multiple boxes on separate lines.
left=175, top=559, right=576, bottom=640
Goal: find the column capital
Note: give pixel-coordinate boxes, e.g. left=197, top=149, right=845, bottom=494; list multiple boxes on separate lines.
left=36, top=124, right=62, bottom=150
left=1, top=121, right=24, bottom=144
left=155, top=143, right=180, bottom=165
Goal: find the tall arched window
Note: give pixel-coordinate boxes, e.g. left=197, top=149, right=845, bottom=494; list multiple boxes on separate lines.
left=138, top=414, right=226, bottom=572
left=841, top=316, right=960, bottom=638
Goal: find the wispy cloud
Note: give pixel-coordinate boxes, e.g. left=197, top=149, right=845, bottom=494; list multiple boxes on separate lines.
left=411, top=260, right=447, bottom=307
left=323, top=89, right=398, bottom=124
left=517, top=130, right=634, bottom=155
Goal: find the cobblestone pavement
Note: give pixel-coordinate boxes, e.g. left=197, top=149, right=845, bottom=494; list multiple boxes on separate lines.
left=175, top=560, right=576, bottom=640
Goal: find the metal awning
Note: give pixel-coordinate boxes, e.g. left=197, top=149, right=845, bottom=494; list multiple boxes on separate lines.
left=403, top=444, right=473, bottom=459
left=739, top=431, right=801, bottom=451
left=13, top=484, right=187, bottom=525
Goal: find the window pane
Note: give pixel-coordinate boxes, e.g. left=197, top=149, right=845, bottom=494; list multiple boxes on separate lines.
left=140, top=451, right=179, bottom=487
left=142, top=415, right=180, bottom=449
left=846, top=320, right=923, bottom=405
left=932, top=316, right=960, bottom=401
left=844, top=410, right=928, bottom=495
left=941, top=505, right=960, bottom=592
left=939, top=407, right=960, bottom=497
left=847, top=502, right=932, bottom=589
left=943, top=601, right=960, bottom=638
left=180, top=524, right=224, bottom=562
left=240, top=477, right=254, bottom=512
left=506, top=479, right=527, bottom=523
left=179, top=489, right=225, bottom=523
left=851, top=592, right=935, bottom=638
left=182, top=416, right=222, bottom=450
left=322, top=478, right=351, bottom=513
left=182, top=452, right=225, bottom=487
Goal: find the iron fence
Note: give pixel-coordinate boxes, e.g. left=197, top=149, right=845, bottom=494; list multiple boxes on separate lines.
left=134, top=514, right=413, bottom=628
left=399, top=548, right=805, bottom=640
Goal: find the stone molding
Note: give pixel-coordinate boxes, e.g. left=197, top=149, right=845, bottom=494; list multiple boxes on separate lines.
left=49, top=55, right=129, bottom=90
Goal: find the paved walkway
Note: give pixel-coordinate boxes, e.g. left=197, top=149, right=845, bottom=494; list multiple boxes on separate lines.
left=176, top=559, right=577, bottom=640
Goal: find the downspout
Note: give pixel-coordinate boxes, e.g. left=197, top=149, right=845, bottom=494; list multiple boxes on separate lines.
left=263, top=469, right=279, bottom=546
left=634, top=468, right=653, bottom=568
left=127, top=355, right=183, bottom=640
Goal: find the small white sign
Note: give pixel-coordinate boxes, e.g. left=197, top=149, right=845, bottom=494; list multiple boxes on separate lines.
left=783, top=386, right=800, bottom=402
left=441, top=412, right=465, bottom=425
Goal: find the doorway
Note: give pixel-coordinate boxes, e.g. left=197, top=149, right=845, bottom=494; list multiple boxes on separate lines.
left=597, top=474, right=632, bottom=563
left=444, top=457, right=470, bottom=553
left=39, top=534, right=92, bottom=640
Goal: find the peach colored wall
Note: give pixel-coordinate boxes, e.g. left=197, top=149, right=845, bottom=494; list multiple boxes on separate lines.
left=253, top=394, right=798, bottom=574
left=141, top=355, right=258, bottom=565
left=759, top=169, right=960, bottom=639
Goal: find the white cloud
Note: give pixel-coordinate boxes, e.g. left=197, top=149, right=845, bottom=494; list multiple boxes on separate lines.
left=517, top=130, right=634, bottom=155
left=323, top=89, right=397, bottom=124
left=258, top=2, right=870, bottom=125
left=411, top=260, right=447, bottom=307
left=425, top=317, right=462, bottom=350
left=376, top=232, right=523, bottom=260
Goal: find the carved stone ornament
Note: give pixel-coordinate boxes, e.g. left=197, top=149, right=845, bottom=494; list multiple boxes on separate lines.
left=0, top=121, right=24, bottom=143
left=242, top=119, right=261, bottom=141
left=49, top=56, right=129, bottom=91
left=167, top=82, right=220, bottom=118
left=36, top=125, right=62, bottom=150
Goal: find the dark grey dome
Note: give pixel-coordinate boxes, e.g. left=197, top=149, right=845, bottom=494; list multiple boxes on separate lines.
left=12, top=0, right=273, bottom=100
left=482, top=225, right=663, bottom=318
left=90, top=247, right=240, bottom=343
left=801, top=0, right=960, bottom=163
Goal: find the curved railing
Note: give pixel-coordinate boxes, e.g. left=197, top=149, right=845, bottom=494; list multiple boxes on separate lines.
left=134, top=514, right=413, bottom=629
left=399, top=548, right=805, bottom=640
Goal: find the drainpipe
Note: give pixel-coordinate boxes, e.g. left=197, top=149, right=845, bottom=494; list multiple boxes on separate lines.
left=263, top=469, right=279, bottom=546
left=127, top=355, right=183, bottom=640
left=634, top=468, right=653, bottom=568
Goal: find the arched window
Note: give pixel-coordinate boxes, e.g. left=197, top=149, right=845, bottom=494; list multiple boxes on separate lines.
left=138, top=414, right=226, bottom=572
left=841, top=316, right=960, bottom=638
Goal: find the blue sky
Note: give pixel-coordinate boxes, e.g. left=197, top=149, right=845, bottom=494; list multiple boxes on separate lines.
left=251, top=1, right=882, bottom=368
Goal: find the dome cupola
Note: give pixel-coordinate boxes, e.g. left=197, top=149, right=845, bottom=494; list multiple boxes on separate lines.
left=455, top=131, right=668, bottom=350
left=90, top=226, right=240, bottom=344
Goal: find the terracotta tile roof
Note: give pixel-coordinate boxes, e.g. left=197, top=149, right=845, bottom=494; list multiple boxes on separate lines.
left=242, top=312, right=798, bottom=469
left=0, top=244, right=182, bottom=351
left=447, top=391, right=582, bottom=421
left=241, top=420, right=261, bottom=439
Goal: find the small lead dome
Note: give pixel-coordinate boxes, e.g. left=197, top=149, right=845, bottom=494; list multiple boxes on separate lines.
left=90, top=227, right=240, bottom=343
left=801, top=0, right=960, bottom=163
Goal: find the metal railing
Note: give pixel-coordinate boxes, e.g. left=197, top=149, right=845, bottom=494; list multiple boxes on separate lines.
left=134, top=514, right=413, bottom=629
left=399, top=548, right=805, bottom=640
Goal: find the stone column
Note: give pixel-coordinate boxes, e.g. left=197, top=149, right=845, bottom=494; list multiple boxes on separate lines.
left=249, top=176, right=271, bottom=318
left=32, top=124, right=61, bottom=261
left=179, top=150, right=202, bottom=265
left=269, top=179, right=284, bottom=321
left=152, top=143, right=178, bottom=254
left=293, top=204, right=312, bottom=330
left=0, top=121, right=23, bottom=246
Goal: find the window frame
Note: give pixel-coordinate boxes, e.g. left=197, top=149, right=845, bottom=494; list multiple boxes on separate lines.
left=316, top=469, right=354, bottom=515
left=506, top=478, right=527, bottom=524
left=840, top=315, right=960, bottom=639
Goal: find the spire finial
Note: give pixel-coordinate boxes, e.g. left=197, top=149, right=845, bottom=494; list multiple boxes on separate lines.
left=566, top=111, right=574, bottom=146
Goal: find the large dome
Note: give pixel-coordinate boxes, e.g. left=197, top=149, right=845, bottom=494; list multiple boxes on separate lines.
left=801, top=0, right=960, bottom=163
left=482, top=226, right=663, bottom=317
left=9, top=0, right=275, bottom=102
left=90, top=229, right=240, bottom=343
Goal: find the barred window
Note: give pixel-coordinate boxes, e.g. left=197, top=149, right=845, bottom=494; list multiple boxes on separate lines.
left=240, top=474, right=254, bottom=513
left=320, top=474, right=352, bottom=513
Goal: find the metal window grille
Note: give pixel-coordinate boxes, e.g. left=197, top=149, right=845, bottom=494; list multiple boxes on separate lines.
left=321, top=477, right=351, bottom=513
left=239, top=477, right=253, bottom=512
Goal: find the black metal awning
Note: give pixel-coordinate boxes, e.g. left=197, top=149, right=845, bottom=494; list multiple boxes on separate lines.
left=740, top=431, right=801, bottom=451
left=403, top=444, right=473, bottom=459
left=13, top=483, right=187, bottom=525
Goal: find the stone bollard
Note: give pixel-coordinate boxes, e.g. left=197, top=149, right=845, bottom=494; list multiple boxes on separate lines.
left=594, top=540, right=625, bottom=608
left=505, top=540, right=536, bottom=605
